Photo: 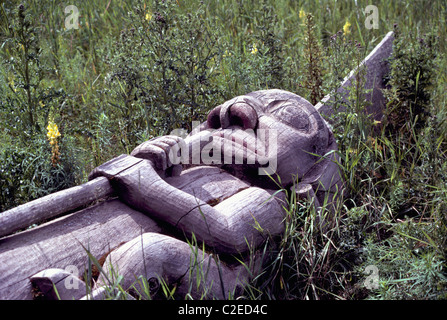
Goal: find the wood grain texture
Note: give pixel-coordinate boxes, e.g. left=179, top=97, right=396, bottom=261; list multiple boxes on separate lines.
left=0, top=176, right=114, bottom=238
left=0, top=199, right=161, bottom=299
left=99, top=232, right=249, bottom=299
left=30, top=268, right=87, bottom=300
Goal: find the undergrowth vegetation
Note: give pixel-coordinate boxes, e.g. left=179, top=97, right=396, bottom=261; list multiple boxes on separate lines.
left=1, top=0, right=446, bottom=299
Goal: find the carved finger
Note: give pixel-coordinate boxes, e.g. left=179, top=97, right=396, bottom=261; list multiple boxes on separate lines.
left=161, top=135, right=184, bottom=145
left=150, top=141, right=172, bottom=167
left=131, top=142, right=167, bottom=171
left=130, top=140, right=151, bottom=157
left=155, top=136, right=186, bottom=166
left=150, top=135, right=182, bottom=146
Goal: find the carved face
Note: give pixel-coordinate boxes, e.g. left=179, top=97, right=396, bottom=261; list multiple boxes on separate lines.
left=188, top=89, right=332, bottom=187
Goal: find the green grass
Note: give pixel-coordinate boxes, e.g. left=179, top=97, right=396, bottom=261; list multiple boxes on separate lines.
left=1, top=0, right=446, bottom=299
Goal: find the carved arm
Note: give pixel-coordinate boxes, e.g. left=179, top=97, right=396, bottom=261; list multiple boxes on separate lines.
left=89, top=154, right=285, bottom=254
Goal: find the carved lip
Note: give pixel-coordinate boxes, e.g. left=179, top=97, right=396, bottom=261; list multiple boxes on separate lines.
left=213, top=128, right=258, bottom=152
left=182, top=126, right=274, bottom=167
left=210, top=127, right=270, bottom=165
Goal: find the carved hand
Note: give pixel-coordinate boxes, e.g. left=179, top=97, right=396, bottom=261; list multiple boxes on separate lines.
left=130, top=135, right=184, bottom=177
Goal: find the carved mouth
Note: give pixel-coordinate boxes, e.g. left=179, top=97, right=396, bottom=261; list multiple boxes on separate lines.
left=182, top=126, right=275, bottom=171
left=213, top=127, right=258, bottom=153
left=209, top=127, right=270, bottom=166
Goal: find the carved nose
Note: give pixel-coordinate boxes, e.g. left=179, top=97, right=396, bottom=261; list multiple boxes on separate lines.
left=207, top=101, right=259, bottom=130
left=222, top=103, right=258, bottom=129
left=207, top=105, right=222, bottom=129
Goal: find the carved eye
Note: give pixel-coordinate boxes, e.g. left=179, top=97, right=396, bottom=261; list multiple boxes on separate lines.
left=273, top=104, right=310, bottom=132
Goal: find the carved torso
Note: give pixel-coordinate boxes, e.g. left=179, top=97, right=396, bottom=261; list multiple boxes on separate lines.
left=165, top=166, right=252, bottom=206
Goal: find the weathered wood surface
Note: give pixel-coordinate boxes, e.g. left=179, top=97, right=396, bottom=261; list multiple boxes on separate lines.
left=0, top=199, right=161, bottom=300
left=0, top=176, right=114, bottom=238
left=93, top=156, right=286, bottom=254
left=88, top=153, right=146, bottom=180
left=99, top=232, right=249, bottom=299
left=30, top=268, right=137, bottom=300
left=316, top=31, right=394, bottom=122
left=165, top=166, right=251, bottom=206
left=244, top=89, right=344, bottom=206
left=30, top=268, right=88, bottom=300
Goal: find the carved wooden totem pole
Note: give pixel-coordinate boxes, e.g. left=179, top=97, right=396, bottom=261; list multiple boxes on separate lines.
left=0, top=31, right=394, bottom=300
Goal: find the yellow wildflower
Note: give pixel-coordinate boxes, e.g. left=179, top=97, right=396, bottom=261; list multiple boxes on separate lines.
left=47, top=120, right=61, bottom=166
left=343, top=20, right=351, bottom=35
left=47, top=121, right=61, bottom=141
left=145, top=11, right=152, bottom=21
left=251, top=43, right=258, bottom=55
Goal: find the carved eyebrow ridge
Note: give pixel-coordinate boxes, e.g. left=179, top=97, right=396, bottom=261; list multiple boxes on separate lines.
left=266, top=98, right=295, bottom=114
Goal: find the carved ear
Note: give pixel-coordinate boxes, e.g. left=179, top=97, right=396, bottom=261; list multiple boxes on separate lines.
left=301, top=130, right=343, bottom=198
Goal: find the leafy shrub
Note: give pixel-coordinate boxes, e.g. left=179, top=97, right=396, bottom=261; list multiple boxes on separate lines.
left=0, top=0, right=446, bottom=301
left=383, top=26, right=439, bottom=136
left=0, top=136, right=80, bottom=211
left=106, top=0, right=224, bottom=138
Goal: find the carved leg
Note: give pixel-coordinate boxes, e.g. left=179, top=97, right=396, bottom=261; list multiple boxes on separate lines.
left=98, top=233, right=251, bottom=299
left=0, top=199, right=162, bottom=300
